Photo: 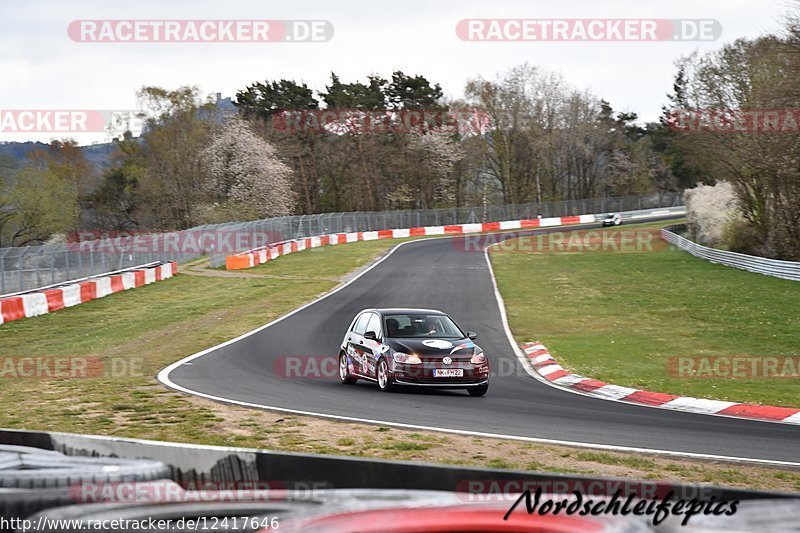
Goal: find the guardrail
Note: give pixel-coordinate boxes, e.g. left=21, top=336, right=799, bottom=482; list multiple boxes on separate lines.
left=661, top=225, right=800, bottom=281
left=227, top=207, right=687, bottom=270
left=0, top=192, right=684, bottom=292
left=0, top=261, right=178, bottom=326
left=0, top=428, right=791, bottom=501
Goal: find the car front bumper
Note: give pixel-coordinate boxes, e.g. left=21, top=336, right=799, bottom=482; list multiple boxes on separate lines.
left=391, top=362, right=490, bottom=387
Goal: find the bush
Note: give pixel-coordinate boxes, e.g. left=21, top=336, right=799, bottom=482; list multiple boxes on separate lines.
left=684, top=182, right=743, bottom=248
left=722, top=218, right=762, bottom=255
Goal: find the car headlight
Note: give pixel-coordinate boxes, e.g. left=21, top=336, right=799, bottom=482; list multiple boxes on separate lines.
left=393, top=352, right=422, bottom=364
left=470, top=351, right=486, bottom=364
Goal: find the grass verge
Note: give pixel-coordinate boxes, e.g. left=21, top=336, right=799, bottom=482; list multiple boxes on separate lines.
left=0, top=227, right=797, bottom=492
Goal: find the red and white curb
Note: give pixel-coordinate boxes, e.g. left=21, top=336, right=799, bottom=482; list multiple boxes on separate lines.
left=0, top=262, right=178, bottom=326
left=521, top=342, right=800, bottom=425
left=225, top=214, right=603, bottom=270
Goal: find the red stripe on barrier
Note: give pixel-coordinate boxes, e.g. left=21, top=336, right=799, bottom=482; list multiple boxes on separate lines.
left=79, top=282, right=96, bottom=303
left=718, top=403, right=800, bottom=421
left=545, top=369, right=570, bottom=381
left=304, top=238, right=312, bottom=249
left=378, top=229, right=393, bottom=239
left=290, top=241, right=298, bottom=253
left=320, top=235, right=329, bottom=246
left=571, top=379, right=608, bottom=392
left=622, top=390, right=679, bottom=407
left=171, top=262, right=178, bottom=275
left=561, top=216, right=581, bottom=225
left=44, top=289, right=65, bottom=312
left=134, top=271, right=145, bottom=287
left=110, top=275, right=125, bottom=293
left=527, top=349, right=549, bottom=358
left=1, top=297, right=26, bottom=322
left=482, top=222, right=500, bottom=232
left=520, top=219, right=541, bottom=228
left=155, top=268, right=163, bottom=281
left=410, top=227, right=426, bottom=236
left=444, top=225, right=462, bottom=234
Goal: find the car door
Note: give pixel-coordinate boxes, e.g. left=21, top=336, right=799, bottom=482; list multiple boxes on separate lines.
left=363, top=313, right=384, bottom=378
left=347, top=312, right=371, bottom=375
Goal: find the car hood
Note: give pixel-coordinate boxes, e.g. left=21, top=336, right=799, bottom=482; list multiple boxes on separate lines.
left=385, top=338, right=479, bottom=357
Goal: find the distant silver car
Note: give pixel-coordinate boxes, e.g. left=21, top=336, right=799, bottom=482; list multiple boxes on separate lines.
left=602, top=213, right=622, bottom=226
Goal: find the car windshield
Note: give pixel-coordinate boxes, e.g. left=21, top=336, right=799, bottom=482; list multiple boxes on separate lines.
left=384, top=314, right=464, bottom=339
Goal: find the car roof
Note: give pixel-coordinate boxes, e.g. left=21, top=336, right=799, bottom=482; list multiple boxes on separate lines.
left=361, top=308, right=447, bottom=316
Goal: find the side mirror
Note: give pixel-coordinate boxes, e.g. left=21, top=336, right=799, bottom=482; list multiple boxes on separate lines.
left=364, top=331, right=378, bottom=341
left=466, top=331, right=478, bottom=340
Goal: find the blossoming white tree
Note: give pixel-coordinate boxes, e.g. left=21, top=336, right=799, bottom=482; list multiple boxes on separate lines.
left=684, top=182, right=742, bottom=247
left=202, top=115, right=295, bottom=219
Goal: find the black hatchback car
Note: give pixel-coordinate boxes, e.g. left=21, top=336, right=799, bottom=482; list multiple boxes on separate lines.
left=338, top=308, right=490, bottom=396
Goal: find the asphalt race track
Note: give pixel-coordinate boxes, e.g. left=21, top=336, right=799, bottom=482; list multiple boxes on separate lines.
left=162, top=219, right=800, bottom=464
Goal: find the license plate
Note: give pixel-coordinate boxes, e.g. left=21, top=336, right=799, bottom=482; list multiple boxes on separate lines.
left=433, top=369, right=464, bottom=378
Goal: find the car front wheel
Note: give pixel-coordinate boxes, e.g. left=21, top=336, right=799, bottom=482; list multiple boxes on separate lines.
left=376, top=358, right=396, bottom=392
left=339, top=353, right=357, bottom=385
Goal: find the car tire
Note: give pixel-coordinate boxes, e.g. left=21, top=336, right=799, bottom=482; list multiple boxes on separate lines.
left=376, top=358, right=396, bottom=392
left=0, top=452, right=170, bottom=489
left=467, top=383, right=489, bottom=397
left=339, top=352, right=357, bottom=385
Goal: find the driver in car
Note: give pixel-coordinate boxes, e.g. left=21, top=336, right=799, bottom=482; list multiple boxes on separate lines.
left=424, top=317, right=439, bottom=336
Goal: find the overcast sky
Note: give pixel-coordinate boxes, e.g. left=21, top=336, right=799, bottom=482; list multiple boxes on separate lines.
left=0, top=0, right=792, bottom=144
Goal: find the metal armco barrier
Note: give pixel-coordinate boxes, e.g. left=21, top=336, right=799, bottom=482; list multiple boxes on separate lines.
left=0, top=192, right=684, bottom=292
left=662, top=225, right=800, bottom=281
left=0, top=428, right=793, bottom=502
left=226, top=207, right=688, bottom=270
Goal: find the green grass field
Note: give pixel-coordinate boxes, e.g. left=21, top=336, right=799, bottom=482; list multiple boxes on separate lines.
left=490, top=221, right=800, bottom=407
left=0, top=226, right=799, bottom=490
left=0, top=238, right=404, bottom=440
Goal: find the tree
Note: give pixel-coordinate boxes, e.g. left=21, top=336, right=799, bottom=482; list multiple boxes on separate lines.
left=134, top=86, right=212, bottom=229
left=201, top=115, right=295, bottom=220
left=8, top=165, right=78, bottom=245
left=234, top=79, right=319, bottom=120
left=406, top=131, right=465, bottom=208
left=385, top=71, right=443, bottom=110
left=84, top=133, right=144, bottom=231
left=665, top=19, right=800, bottom=259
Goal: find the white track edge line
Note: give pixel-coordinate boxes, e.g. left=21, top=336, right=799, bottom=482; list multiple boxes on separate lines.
left=482, top=240, right=800, bottom=428
left=158, top=221, right=799, bottom=466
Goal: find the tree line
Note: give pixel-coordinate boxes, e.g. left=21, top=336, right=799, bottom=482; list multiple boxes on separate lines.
left=0, top=4, right=798, bottom=261
left=0, top=69, right=686, bottom=246
left=674, top=7, right=800, bottom=260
